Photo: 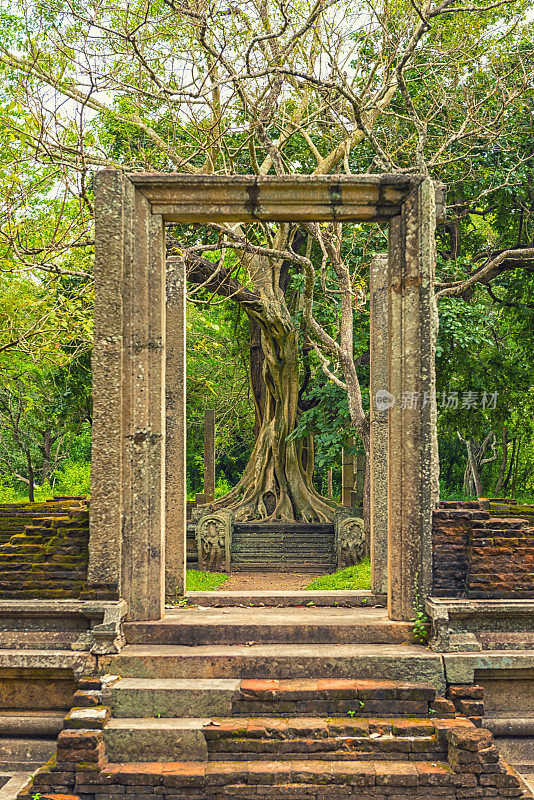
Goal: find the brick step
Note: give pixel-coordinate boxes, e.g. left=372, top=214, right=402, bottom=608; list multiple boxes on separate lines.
left=100, top=644, right=446, bottom=689
left=107, top=678, right=444, bottom=720
left=123, top=608, right=417, bottom=646
left=36, top=758, right=461, bottom=794
left=103, top=716, right=447, bottom=763
left=0, top=582, right=86, bottom=592
left=474, top=518, right=529, bottom=530
left=0, top=572, right=87, bottom=583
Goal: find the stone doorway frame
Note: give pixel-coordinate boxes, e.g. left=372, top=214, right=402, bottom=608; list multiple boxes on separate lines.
left=88, top=171, right=441, bottom=622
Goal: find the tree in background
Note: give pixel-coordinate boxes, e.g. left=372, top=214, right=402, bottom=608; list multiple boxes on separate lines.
left=0, top=0, right=532, bottom=514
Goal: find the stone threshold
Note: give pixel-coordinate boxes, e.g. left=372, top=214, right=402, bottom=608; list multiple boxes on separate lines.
left=180, top=590, right=386, bottom=607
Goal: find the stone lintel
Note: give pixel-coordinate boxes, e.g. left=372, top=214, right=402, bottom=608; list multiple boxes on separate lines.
left=127, top=172, right=441, bottom=223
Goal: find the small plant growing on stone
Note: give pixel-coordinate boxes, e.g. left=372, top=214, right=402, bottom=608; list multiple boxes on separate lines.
left=307, top=601, right=315, bottom=606
left=32, top=794, right=42, bottom=800
left=359, top=700, right=365, bottom=708
left=411, top=581, right=430, bottom=645
left=361, top=598, right=368, bottom=604
left=347, top=710, right=356, bottom=717
left=411, top=607, right=430, bottom=644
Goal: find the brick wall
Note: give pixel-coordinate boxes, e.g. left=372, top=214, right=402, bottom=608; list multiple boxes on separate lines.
left=432, top=502, right=534, bottom=598
left=0, top=503, right=117, bottom=600
left=0, top=498, right=86, bottom=546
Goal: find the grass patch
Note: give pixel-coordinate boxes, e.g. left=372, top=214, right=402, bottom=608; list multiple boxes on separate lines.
left=305, top=559, right=371, bottom=590
left=186, top=569, right=229, bottom=591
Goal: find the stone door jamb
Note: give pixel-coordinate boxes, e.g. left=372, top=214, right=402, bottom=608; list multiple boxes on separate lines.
left=89, top=172, right=442, bottom=622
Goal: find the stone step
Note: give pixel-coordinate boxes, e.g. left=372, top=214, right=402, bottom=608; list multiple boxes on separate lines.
left=232, top=524, right=335, bottom=535
left=486, top=718, right=534, bottom=737
left=123, top=607, right=417, bottom=646
left=103, top=715, right=445, bottom=763
left=108, top=677, right=439, bottom=720
left=183, top=590, right=386, bottom=608
left=0, top=712, right=64, bottom=737
left=229, top=563, right=336, bottom=572
left=100, top=644, right=446, bottom=692
left=0, top=737, right=56, bottom=770
left=495, top=737, right=534, bottom=772
left=109, top=678, right=240, bottom=718
left=104, top=718, right=210, bottom=762
left=0, top=631, right=83, bottom=650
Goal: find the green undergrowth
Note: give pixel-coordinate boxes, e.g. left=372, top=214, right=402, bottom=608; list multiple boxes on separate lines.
left=186, top=569, right=229, bottom=591
left=305, top=559, right=371, bottom=590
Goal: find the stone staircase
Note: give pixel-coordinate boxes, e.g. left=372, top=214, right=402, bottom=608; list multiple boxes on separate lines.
left=483, top=675, right=534, bottom=793
left=0, top=506, right=89, bottom=599
left=20, top=605, right=531, bottom=800
left=231, top=523, right=336, bottom=571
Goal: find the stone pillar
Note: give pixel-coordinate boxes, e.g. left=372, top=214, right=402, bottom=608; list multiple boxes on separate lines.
left=88, top=170, right=127, bottom=593
left=341, top=443, right=354, bottom=507
left=369, top=253, right=389, bottom=596
left=387, top=179, right=437, bottom=621
left=204, top=409, right=216, bottom=504
left=165, top=258, right=187, bottom=598
left=327, top=469, right=333, bottom=500
left=354, top=455, right=365, bottom=506
left=121, top=188, right=166, bottom=621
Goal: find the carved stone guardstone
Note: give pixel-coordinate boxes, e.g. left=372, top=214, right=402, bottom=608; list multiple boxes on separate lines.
left=70, top=600, right=128, bottom=655
left=196, top=510, right=234, bottom=572
left=334, top=508, right=366, bottom=569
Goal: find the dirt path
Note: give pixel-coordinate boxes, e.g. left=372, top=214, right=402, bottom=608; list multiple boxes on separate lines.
left=217, top=571, right=323, bottom=591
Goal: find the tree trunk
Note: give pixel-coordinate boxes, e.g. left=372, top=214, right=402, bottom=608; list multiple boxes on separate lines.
left=494, top=426, right=508, bottom=495
left=212, top=317, right=335, bottom=522
left=502, top=437, right=517, bottom=494
left=249, top=318, right=266, bottom=439
left=511, top=436, right=521, bottom=498
left=40, top=428, right=53, bottom=484
left=26, top=451, right=35, bottom=503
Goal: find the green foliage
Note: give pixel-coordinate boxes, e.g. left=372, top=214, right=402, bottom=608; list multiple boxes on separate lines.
left=186, top=570, right=229, bottom=591
left=305, top=560, right=371, bottom=590
left=185, top=300, right=255, bottom=497
left=53, top=460, right=91, bottom=497
left=411, top=608, right=430, bottom=645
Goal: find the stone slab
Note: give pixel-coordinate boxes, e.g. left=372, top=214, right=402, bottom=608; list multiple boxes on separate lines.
left=496, top=737, right=534, bottom=771
left=110, top=678, right=240, bottom=718
left=123, top=607, right=417, bottom=646
left=183, top=591, right=386, bottom=608
left=0, top=737, right=56, bottom=768
left=0, top=648, right=94, bottom=674
left=0, top=712, right=64, bottom=737
left=104, top=718, right=209, bottom=762
left=443, top=651, right=534, bottom=685
left=0, top=772, right=34, bottom=800
left=100, top=644, right=446, bottom=693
